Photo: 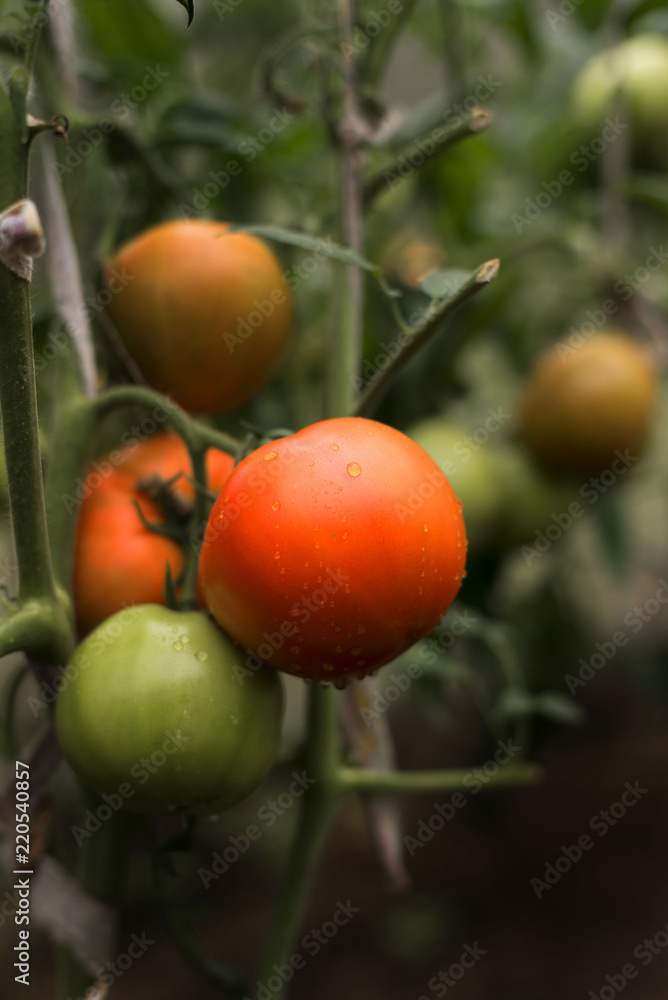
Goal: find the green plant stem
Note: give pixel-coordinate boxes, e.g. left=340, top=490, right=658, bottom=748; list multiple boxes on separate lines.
left=354, top=258, right=499, bottom=418
left=362, top=108, right=492, bottom=209
left=339, top=761, right=542, bottom=793
left=0, top=80, right=73, bottom=670
left=257, top=685, right=341, bottom=997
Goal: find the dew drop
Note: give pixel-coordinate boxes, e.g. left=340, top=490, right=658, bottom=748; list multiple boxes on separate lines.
left=331, top=443, right=339, bottom=451
left=344, top=584, right=351, bottom=594
left=196, top=650, right=208, bottom=662
left=347, top=462, right=361, bottom=477
left=230, top=715, right=239, bottom=725
left=357, top=660, right=366, bottom=667
left=272, top=500, right=281, bottom=511
left=424, top=523, right=428, bottom=532
left=173, top=642, right=183, bottom=652
left=335, top=645, right=344, bottom=653
left=323, top=663, right=334, bottom=671
left=289, top=646, right=300, bottom=655
left=334, top=625, right=342, bottom=633
left=264, top=451, right=278, bottom=461
left=223, top=495, right=230, bottom=503
left=274, top=551, right=281, bottom=560
left=171, top=626, right=179, bottom=634
left=352, top=647, right=362, bottom=656
left=309, top=460, right=315, bottom=467
left=290, top=662, right=302, bottom=671
left=181, top=635, right=189, bottom=643
left=280, top=567, right=286, bottom=575
left=342, top=532, right=348, bottom=540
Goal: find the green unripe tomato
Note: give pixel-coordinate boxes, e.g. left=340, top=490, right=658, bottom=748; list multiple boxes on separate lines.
left=490, top=444, right=579, bottom=549
left=572, top=34, right=668, bottom=134
left=55, top=605, right=284, bottom=813
left=407, top=417, right=503, bottom=550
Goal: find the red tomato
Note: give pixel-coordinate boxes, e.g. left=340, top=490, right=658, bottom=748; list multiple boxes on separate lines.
left=74, top=432, right=234, bottom=634
left=198, top=417, right=467, bottom=682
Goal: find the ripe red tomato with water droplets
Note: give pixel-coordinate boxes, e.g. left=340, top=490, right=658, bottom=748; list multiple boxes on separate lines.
left=198, top=417, right=467, bottom=682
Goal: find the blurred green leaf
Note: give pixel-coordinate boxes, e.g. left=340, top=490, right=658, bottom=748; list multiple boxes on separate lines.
left=74, top=0, right=180, bottom=64
left=235, top=225, right=379, bottom=271
left=418, top=267, right=471, bottom=300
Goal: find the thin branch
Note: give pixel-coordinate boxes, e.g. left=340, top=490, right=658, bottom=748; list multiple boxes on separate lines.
left=354, top=258, right=499, bottom=417
left=339, top=761, right=542, bottom=794
left=362, top=107, right=492, bottom=209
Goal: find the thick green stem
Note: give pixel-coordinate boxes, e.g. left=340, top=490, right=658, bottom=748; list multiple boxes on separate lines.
left=0, top=81, right=60, bottom=608
left=257, top=685, right=341, bottom=997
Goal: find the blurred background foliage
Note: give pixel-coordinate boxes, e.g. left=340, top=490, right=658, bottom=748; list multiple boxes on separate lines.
left=2, top=0, right=668, bottom=997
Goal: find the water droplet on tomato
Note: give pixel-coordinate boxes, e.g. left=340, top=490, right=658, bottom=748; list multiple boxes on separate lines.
left=264, top=451, right=278, bottom=461
left=332, top=443, right=339, bottom=451
left=272, top=500, right=281, bottom=511
left=289, top=646, right=300, bottom=655
left=323, top=663, right=334, bottom=671
left=195, top=650, right=208, bottom=662
left=335, top=645, right=343, bottom=653
left=347, top=462, right=361, bottom=477
left=274, top=551, right=281, bottom=560
left=352, top=647, right=362, bottom=656
left=230, top=715, right=238, bottom=725
left=173, top=642, right=183, bottom=652
left=424, top=523, right=428, bottom=532
left=344, top=584, right=351, bottom=594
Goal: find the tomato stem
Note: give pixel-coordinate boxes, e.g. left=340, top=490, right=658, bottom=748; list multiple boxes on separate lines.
left=257, top=684, right=342, bottom=996
left=353, top=258, right=500, bottom=418
left=338, top=761, right=542, bottom=794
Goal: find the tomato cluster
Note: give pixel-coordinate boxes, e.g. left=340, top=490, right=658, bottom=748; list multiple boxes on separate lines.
left=57, top=222, right=469, bottom=813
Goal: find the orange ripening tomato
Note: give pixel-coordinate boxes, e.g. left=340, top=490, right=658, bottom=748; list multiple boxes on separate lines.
left=198, top=417, right=467, bottom=683
left=104, top=220, right=293, bottom=415
left=518, top=331, right=658, bottom=476
left=74, top=432, right=234, bottom=635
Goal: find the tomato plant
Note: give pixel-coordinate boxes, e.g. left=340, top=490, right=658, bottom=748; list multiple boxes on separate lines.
left=55, top=605, right=284, bottom=812
left=74, top=431, right=234, bottom=634
left=105, top=220, right=293, bottom=414
left=518, top=331, right=658, bottom=477
left=198, top=417, right=467, bottom=682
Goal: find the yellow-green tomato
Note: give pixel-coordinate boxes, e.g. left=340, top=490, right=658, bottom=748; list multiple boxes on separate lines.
left=572, top=34, right=668, bottom=134
left=55, top=605, right=284, bottom=813
left=407, top=418, right=503, bottom=550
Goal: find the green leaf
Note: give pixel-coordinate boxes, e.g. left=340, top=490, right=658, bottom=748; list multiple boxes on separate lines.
left=418, top=268, right=472, bottom=301
left=174, top=0, right=194, bottom=27
left=233, top=225, right=379, bottom=272
left=74, top=0, right=180, bottom=64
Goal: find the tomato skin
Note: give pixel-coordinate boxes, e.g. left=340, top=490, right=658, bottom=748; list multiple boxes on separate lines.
left=572, top=34, right=668, bottom=134
left=55, top=606, right=284, bottom=812
left=74, top=432, right=234, bottom=634
left=105, top=220, right=293, bottom=415
left=518, top=332, right=657, bottom=477
left=198, top=417, right=467, bottom=682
